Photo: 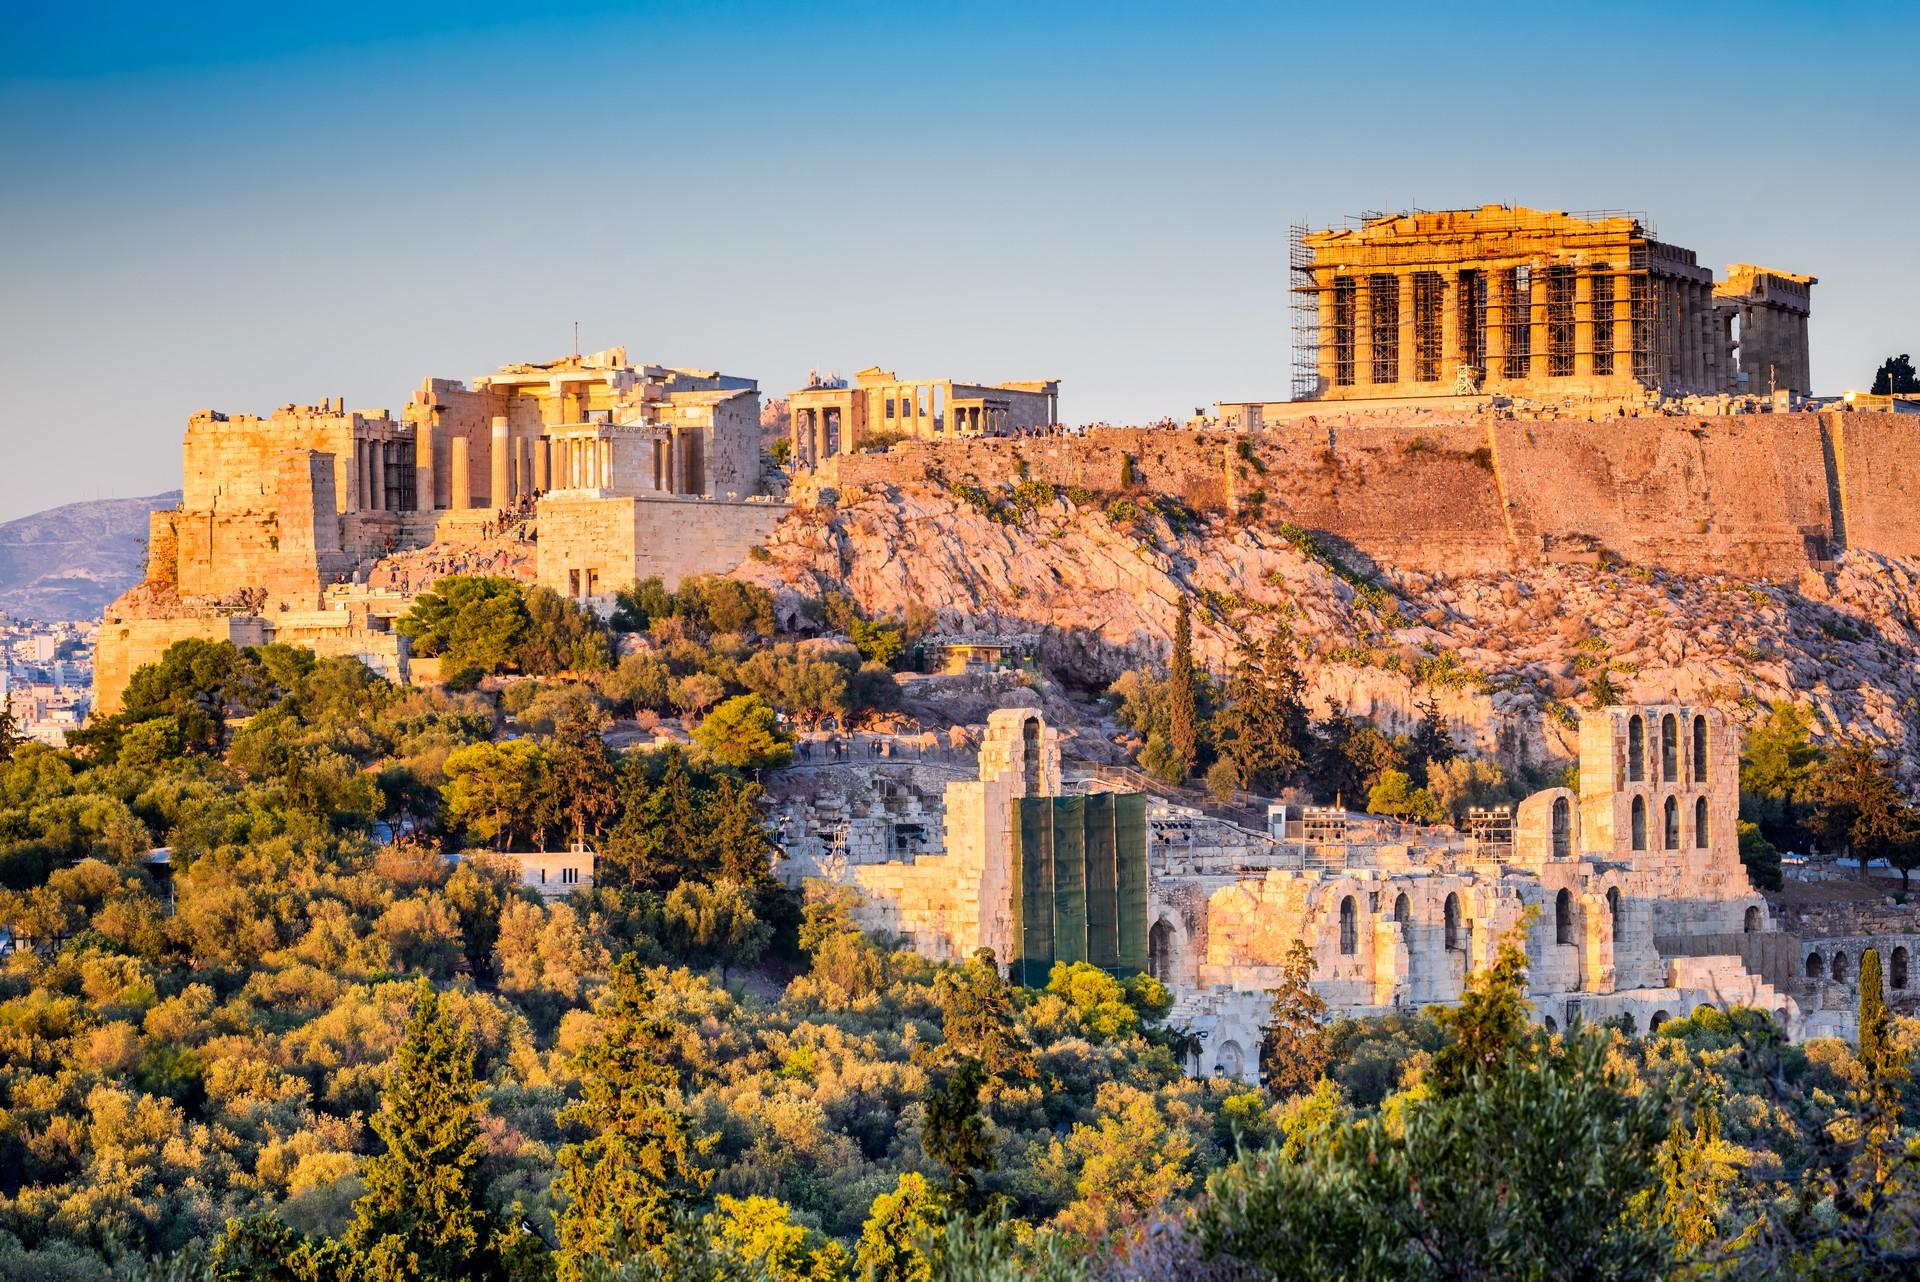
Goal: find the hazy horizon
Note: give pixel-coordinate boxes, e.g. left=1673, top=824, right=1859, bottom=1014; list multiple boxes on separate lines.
left=3, top=0, right=1914, bottom=522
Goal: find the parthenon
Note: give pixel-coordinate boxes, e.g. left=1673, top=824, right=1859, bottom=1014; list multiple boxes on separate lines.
left=1290, top=206, right=1816, bottom=402
left=788, top=366, right=1060, bottom=466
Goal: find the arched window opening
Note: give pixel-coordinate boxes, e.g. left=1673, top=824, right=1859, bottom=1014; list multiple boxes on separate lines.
left=1631, top=796, right=1647, bottom=851
left=1628, top=715, right=1645, bottom=782
left=1693, top=715, right=1708, bottom=781
left=1551, top=796, right=1572, bottom=860
left=1806, top=952, right=1825, bottom=979
left=1149, top=919, right=1176, bottom=982
left=1543, top=1015, right=1559, bottom=1033
left=1607, top=886, right=1622, bottom=931
left=1339, top=896, right=1358, bottom=955
left=1021, top=717, right=1042, bottom=795
left=1216, top=1040, right=1245, bottom=1080
left=1894, top=946, right=1910, bottom=991
left=1663, top=796, right=1680, bottom=851
left=1444, top=893, right=1462, bottom=952
left=1832, top=952, right=1851, bottom=982
left=1555, top=888, right=1574, bottom=945
left=1661, top=713, right=1679, bottom=781
left=1393, top=892, right=1411, bottom=927
left=1650, top=1009, right=1670, bottom=1031
left=1694, top=796, right=1709, bottom=849
left=1744, top=906, right=1761, bottom=934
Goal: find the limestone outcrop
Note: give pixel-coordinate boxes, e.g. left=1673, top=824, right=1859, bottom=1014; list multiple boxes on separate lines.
left=736, top=478, right=1920, bottom=772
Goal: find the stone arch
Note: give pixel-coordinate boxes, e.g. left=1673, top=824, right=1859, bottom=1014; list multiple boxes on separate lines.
left=1607, top=886, right=1622, bottom=932
left=1020, top=715, right=1042, bottom=794
left=1694, top=795, right=1709, bottom=848
left=1894, top=946, right=1910, bottom=990
left=1631, top=795, right=1647, bottom=850
left=1661, top=713, right=1679, bottom=781
left=1393, top=892, right=1411, bottom=927
left=1551, top=795, right=1572, bottom=859
left=1744, top=905, right=1761, bottom=934
left=1215, top=1039, right=1245, bottom=1080
left=1148, top=918, right=1177, bottom=982
left=1693, top=714, right=1708, bottom=782
left=1543, top=1014, right=1559, bottom=1033
left=1832, top=951, right=1850, bottom=982
left=1806, top=951, right=1825, bottom=979
left=1650, top=1009, right=1671, bottom=1031
left=1339, top=895, right=1358, bottom=955
left=1555, top=888, right=1574, bottom=946
left=1444, top=892, right=1462, bottom=951
left=1663, top=796, right=1680, bottom=850
left=1628, top=715, right=1645, bottom=782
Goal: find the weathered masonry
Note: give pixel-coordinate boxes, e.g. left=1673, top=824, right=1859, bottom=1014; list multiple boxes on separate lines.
left=1287, top=206, right=1815, bottom=401
left=788, top=366, right=1060, bottom=467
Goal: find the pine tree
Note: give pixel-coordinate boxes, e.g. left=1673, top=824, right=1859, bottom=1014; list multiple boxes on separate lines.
left=1410, top=692, right=1458, bottom=784
left=921, top=1056, right=995, bottom=1211
left=1260, top=939, right=1330, bottom=1098
left=1214, top=630, right=1311, bottom=794
left=932, top=949, right=1038, bottom=1081
left=339, top=979, right=507, bottom=1281
left=546, top=706, right=616, bottom=850
left=1167, top=595, right=1200, bottom=782
left=554, top=955, right=711, bottom=1279
left=0, top=701, right=20, bottom=764
left=1859, top=947, right=1891, bottom=1079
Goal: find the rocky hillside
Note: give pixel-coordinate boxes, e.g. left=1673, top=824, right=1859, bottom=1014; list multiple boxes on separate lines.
left=735, top=479, right=1920, bottom=774
left=0, top=492, right=179, bottom=621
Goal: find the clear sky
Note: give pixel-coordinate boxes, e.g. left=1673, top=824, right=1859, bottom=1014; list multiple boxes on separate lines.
left=2, top=1, right=1913, bottom=521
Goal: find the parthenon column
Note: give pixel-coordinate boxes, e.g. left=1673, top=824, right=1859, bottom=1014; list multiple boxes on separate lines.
left=1396, top=272, right=1415, bottom=387
left=533, top=436, right=549, bottom=492
left=1528, top=266, right=1548, bottom=383
left=490, top=417, right=510, bottom=507
left=1440, top=273, right=1460, bottom=378
left=1354, top=278, right=1375, bottom=385
left=450, top=436, right=472, bottom=510
left=1614, top=270, right=1637, bottom=384
left=1682, top=284, right=1702, bottom=390
left=1573, top=269, right=1595, bottom=379
left=1483, top=272, right=1506, bottom=383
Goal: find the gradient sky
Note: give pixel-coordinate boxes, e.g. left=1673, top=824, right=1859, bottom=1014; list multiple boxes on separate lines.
left=3, top=1, right=1914, bottom=521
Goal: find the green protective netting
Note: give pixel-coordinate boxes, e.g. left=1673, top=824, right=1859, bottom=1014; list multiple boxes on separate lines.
left=1084, top=794, right=1120, bottom=971
left=1009, top=792, right=1150, bottom=985
left=1052, top=796, right=1088, bottom=968
left=1114, top=792, right=1149, bottom=975
left=1011, top=798, right=1054, bottom=987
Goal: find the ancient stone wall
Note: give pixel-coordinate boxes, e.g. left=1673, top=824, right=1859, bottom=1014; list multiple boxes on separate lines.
left=811, top=413, right=1918, bottom=583
left=93, top=616, right=271, bottom=715
left=536, top=495, right=789, bottom=600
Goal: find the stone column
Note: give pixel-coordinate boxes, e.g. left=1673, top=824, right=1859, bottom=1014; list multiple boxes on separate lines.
left=1352, top=277, right=1374, bottom=386
left=533, top=436, right=549, bottom=491
left=1315, top=269, right=1338, bottom=392
left=1682, top=285, right=1702, bottom=391
left=1528, top=267, right=1548, bottom=386
left=490, top=416, right=510, bottom=507
left=812, top=410, right=826, bottom=463
left=1397, top=272, right=1415, bottom=389
left=451, top=436, right=472, bottom=510
left=1484, top=272, right=1506, bottom=384
left=665, top=431, right=678, bottom=494
left=600, top=437, right=612, bottom=490
left=1440, top=272, right=1460, bottom=380
left=1613, top=269, right=1636, bottom=385
left=415, top=422, right=436, bottom=511
left=1573, top=268, right=1595, bottom=379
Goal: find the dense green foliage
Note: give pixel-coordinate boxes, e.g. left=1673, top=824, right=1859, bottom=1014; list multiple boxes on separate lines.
left=1, top=642, right=1917, bottom=1279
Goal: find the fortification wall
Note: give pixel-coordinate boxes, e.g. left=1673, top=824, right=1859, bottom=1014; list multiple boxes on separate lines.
left=813, top=412, right=1917, bottom=582
left=537, top=495, right=790, bottom=596
left=93, top=616, right=271, bottom=715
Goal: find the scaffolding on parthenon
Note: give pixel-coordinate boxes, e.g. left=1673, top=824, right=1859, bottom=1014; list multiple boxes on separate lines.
left=1286, top=207, right=1678, bottom=402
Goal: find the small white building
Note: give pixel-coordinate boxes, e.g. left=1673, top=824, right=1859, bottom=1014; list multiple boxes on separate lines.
left=502, top=847, right=596, bottom=901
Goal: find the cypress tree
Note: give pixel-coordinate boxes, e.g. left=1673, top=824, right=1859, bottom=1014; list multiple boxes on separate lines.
left=1167, top=595, right=1200, bottom=782
left=554, top=955, right=711, bottom=1279
left=1859, top=947, right=1891, bottom=1078
left=339, top=979, right=506, bottom=1281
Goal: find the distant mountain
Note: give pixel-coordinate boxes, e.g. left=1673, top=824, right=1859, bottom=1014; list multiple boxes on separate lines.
left=0, top=492, right=180, bottom=621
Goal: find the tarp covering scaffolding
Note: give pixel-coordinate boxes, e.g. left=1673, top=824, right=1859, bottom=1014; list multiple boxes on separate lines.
left=1009, top=792, right=1148, bottom=986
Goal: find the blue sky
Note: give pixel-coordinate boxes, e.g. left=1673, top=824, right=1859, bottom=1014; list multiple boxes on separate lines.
left=2, top=1, right=1913, bottom=520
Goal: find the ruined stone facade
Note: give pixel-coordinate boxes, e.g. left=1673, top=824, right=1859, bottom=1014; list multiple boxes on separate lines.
left=1160, top=704, right=1827, bottom=1081
left=1293, top=206, right=1815, bottom=402
left=783, top=704, right=1844, bottom=1085
left=788, top=367, right=1059, bottom=467
left=96, top=346, right=786, bottom=712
